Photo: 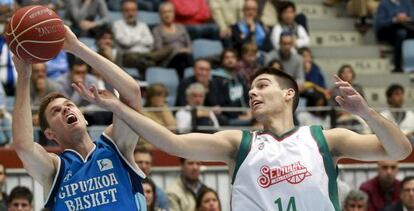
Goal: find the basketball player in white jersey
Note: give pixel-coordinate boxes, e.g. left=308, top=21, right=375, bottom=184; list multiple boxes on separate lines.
left=73, top=67, right=412, bottom=211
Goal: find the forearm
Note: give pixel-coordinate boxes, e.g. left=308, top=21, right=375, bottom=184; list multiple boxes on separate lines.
left=363, top=108, right=412, bottom=159
left=70, top=42, right=141, bottom=109
left=12, top=75, right=35, bottom=150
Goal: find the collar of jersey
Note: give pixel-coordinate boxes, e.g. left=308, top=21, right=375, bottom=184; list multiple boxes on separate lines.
left=258, top=126, right=299, bottom=141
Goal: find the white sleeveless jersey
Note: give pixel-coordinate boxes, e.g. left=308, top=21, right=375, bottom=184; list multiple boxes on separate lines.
left=231, top=126, right=339, bottom=211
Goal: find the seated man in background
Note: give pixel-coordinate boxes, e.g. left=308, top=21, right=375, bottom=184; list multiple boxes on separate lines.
left=383, top=176, right=414, bottom=211
left=343, top=190, right=368, bottom=211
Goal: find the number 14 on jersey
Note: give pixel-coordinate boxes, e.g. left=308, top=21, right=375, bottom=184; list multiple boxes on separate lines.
left=275, top=196, right=297, bottom=211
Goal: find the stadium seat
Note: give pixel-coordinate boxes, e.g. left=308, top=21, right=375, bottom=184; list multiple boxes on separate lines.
left=110, top=11, right=123, bottom=22
left=184, top=67, right=194, bottom=78
left=79, top=37, right=96, bottom=49
left=403, top=39, right=414, bottom=73
left=145, top=67, right=179, bottom=106
left=138, top=11, right=161, bottom=26
left=192, top=39, right=223, bottom=60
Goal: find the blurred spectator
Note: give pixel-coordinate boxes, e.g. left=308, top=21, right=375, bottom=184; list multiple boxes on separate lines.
left=215, top=48, right=251, bottom=125
left=106, top=0, right=163, bottom=12
left=375, top=0, right=414, bottom=72
left=94, top=25, right=117, bottom=62
left=196, top=187, right=221, bottom=211
left=237, top=43, right=260, bottom=83
left=7, top=186, right=32, bottom=211
left=56, top=58, right=98, bottom=107
left=175, top=83, right=220, bottom=133
left=298, top=47, right=330, bottom=100
left=343, top=190, right=368, bottom=211
left=30, top=63, right=60, bottom=107
left=330, top=64, right=365, bottom=107
left=297, top=91, right=331, bottom=128
left=208, top=0, right=243, bottom=39
left=380, top=84, right=414, bottom=141
left=267, top=58, right=284, bottom=70
left=139, top=83, right=176, bottom=148
left=258, top=0, right=278, bottom=27
left=176, top=59, right=228, bottom=107
left=45, top=51, right=70, bottom=80
left=347, top=0, right=379, bottom=33
left=166, top=158, right=207, bottom=211
left=113, top=0, right=171, bottom=79
left=134, top=148, right=169, bottom=210
left=271, top=1, right=310, bottom=50
left=360, top=161, right=401, bottom=211
left=230, top=0, right=272, bottom=54
left=0, top=35, right=17, bottom=96
left=383, top=176, right=414, bottom=211
left=15, top=0, right=58, bottom=10
left=170, top=0, right=219, bottom=40
left=64, top=0, right=110, bottom=37
left=142, top=178, right=168, bottom=211
left=265, top=32, right=305, bottom=90
left=0, top=162, right=6, bottom=210
left=153, top=2, right=193, bottom=79
left=0, top=108, right=11, bottom=146
left=0, top=0, right=14, bottom=32
left=338, top=178, right=352, bottom=208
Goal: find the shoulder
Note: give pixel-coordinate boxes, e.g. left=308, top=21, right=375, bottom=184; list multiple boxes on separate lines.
left=359, top=177, right=378, bottom=191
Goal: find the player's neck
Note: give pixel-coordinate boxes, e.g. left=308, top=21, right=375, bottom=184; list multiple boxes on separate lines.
left=262, top=113, right=295, bottom=136
left=61, top=133, right=94, bottom=159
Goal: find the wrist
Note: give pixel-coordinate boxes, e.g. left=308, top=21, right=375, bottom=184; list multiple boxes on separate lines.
left=360, top=107, right=376, bottom=121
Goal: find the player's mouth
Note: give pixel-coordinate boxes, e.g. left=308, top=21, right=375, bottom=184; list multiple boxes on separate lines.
left=251, top=100, right=263, bottom=110
left=65, top=114, right=78, bottom=125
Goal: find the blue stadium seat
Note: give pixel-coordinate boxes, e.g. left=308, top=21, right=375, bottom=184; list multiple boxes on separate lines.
left=110, top=11, right=123, bottom=22
left=79, top=37, right=96, bottom=49
left=192, top=39, right=224, bottom=60
left=138, top=11, right=161, bottom=26
left=145, top=67, right=179, bottom=106
left=123, top=67, right=140, bottom=79
left=184, top=67, right=194, bottom=78
left=403, top=39, right=414, bottom=73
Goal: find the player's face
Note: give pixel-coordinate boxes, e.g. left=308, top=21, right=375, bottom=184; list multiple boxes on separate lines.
left=134, top=153, right=152, bottom=176
left=249, top=74, right=292, bottom=121
left=199, top=191, right=220, bottom=211
left=182, top=160, right=201, bottom=182
left=45, top=98, right=87, bottom=138
left=377, top=161, right=399, bottom=186
left=401, top=179, right=414, bottom=209
left=344, top=199, right=366, bottom=211
left=142, top=183, right=154, bottom=208
left=8, top=198, right=32, bottom=211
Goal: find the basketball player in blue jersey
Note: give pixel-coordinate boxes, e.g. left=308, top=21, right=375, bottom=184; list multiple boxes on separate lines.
left=74, top=67, right=412, bottom=211
left=11, top=26, right=147, bottom=211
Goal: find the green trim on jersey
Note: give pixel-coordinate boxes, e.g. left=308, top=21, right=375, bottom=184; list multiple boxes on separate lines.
left=232, top=130, right=252, bottom=184
left=261, top=127, right=299, bottom=141
left=310, top=125, right=340, bottom=211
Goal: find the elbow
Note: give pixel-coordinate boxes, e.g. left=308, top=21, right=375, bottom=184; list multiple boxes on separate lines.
left=401, top=144, right=413, bottom=160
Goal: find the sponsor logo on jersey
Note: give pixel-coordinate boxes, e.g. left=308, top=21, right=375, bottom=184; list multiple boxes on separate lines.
left=257, top=161, right=311, bottom=188
left=97, top=159, right=113, bottom=172
left=63, top=170, right=73, bottom=182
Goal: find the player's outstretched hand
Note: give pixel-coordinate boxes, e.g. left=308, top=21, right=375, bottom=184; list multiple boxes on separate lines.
left=334, top=75, right=370, bottom=118
left=72, top=82, right=119, bottom=110
left=12, top=56, right=31, bottom=78
left=62, top=25, right=80, bottom=54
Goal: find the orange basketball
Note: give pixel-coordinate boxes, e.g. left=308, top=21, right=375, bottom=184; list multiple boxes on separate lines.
left=4, top=5, right=65, bottom=64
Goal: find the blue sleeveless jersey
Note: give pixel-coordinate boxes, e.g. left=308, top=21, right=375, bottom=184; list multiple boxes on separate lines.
left=44, top=134, right=147, bottom=211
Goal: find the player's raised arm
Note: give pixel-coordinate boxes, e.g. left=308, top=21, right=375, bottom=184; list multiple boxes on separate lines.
left=326, top=75, right=412, bottom=162
left=73, top=84, right=242, bottom=163
left=11, top=57, right=58, bottom=187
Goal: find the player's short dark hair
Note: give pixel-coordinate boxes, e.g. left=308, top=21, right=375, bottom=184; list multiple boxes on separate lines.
left=386, top=84, right=404, bottom=99
left=38, top=92, right=70, bottom=132
left=401, top=176, right=414, bottom=189
left=7, top=186, right=33, bottom=205
left=251, top=67, right=299, bottom=112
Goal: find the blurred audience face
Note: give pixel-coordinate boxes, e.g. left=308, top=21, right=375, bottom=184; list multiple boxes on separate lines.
left=0, top=163, right=5, bottom=189
left=377, top=161, right=399, bottom=188
left=188, top=91, right=205, bottom=106
left=147, top=85, right=168, bottom=107
left=35, top=78, right=47, bottom=92
left=401, top=178, right=414, bottom=210
left=194, top=60, right=211, bottom=85
left=8, top=198, right=32, bottom=211
left=344, top=199, right=366, bottom=211
left=269, top=61, right=282, bottom=70
left=70, top=64, right=88, bottom=83
left=134, top=152, right=152, bottom=176
left=122, top=1, right=138, bottom=25
left=31, top=63, right=47, bottom=82
left=222, top=51, right=238, bottom=71
left=280, top=35, right=294, bottom=56
left=159, top=3, right=175, bottom=24
left=339, top=67, right=354, bottom=83
left=198, top=191, right=221, bottom=211
left=281, top=6, right=295, bottom=25
left=243, top=0, right=258, bottom=21
left=388, top=88, right=405, bottom=108
left=142, top=183, right=154, bottom=208
left=300, top=50, right=312, bottom=63
left=97, top=32, right=114, bottom=49
left=181, top=159, right=201, bottom=183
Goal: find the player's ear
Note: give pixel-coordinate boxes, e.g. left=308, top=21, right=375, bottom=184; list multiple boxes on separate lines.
left=44, top=128, right=56, bottom=141
left=284, top=88, right=295, bottom=101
